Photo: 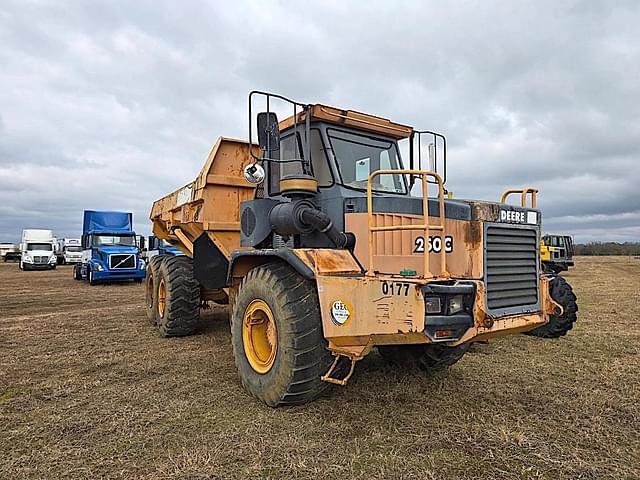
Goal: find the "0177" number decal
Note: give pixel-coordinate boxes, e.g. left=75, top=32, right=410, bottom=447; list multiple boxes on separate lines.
left=414, top=235, right=454, bottom=254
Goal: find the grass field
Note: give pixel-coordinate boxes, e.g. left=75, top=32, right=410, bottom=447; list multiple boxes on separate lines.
left=1, top=257, right=639, bottom=479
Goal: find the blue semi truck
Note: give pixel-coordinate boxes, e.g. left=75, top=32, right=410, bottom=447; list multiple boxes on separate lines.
left=73, top=210, right=146, bottom=284
left=146, top=235, right=184, bottom=258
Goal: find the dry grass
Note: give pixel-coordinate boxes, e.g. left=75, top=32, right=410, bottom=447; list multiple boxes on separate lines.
left=1, top=257, right=639, bottom=479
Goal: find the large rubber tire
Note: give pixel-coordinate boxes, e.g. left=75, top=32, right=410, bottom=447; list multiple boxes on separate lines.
left=73, top=264, right=81, bottom=280
left=378, top=343, right=470, bottom=372
left=156, top=256, right=199, bottom=337
left=231, top=263, right=334, bottom=407
left=145, top=256, right=164, bottom=325
left=526, top=276, right=578, bottom=338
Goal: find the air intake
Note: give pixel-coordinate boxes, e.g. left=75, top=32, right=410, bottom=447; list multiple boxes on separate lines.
left=485, top=224, right=539, bottom=316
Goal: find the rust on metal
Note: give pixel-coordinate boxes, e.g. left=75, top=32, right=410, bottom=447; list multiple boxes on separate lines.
left=278, top=104, right=413, bottom=139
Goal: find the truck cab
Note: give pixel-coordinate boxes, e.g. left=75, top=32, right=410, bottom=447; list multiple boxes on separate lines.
left=19, top=229, right=57, bottom=270
left=74, top=211, right=145, bottom=284
left=144, top=235, right=184, bottom=261
left=56, top=238, right=82, bottom=265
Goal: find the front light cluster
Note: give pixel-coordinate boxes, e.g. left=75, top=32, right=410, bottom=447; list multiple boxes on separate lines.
left=423, top=289, right=474, bottom=316
left=425, top=296, right=441, bottom=314
left=449, top=295, right=464, bottom=315
left=95, top=263, right=104, bottom=271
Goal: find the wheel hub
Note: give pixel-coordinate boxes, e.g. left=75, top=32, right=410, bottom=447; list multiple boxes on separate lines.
left=158, top=278, right=167, bottom=318
left=242, top=299, right=277, bottom=374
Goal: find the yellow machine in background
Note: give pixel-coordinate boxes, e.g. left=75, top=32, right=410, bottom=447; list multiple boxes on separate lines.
left=145, top=91, right=579, bottom=406
left=540, top=234, right=575, bottom=273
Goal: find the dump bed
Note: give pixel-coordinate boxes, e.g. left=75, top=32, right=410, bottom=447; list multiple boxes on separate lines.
left=150, top=137, right=258, bottom=258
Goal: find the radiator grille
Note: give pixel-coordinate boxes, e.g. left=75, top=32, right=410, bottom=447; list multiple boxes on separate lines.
left=34, top=256, right=48, bottom=264
left=485, top=225, right=539, bottom=314
left=109, top=254, right=135, bottom=269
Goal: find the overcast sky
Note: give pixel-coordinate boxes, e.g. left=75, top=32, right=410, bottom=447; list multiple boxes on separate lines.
left=1, top=0, right=639, bottom=244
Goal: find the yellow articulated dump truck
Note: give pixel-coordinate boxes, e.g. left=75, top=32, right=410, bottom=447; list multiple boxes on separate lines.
left=147, top=91, right=578, bottom=406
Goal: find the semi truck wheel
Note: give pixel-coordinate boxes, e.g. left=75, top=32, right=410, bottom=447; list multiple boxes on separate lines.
left=526, top=276, right=578, bottom=338
left=378, top=343, right=470, bottom=372
left=230, top=262, right=334, bottom=407
left=156, top=256, right=199, bottom=337
left=145, top=256, right=164, bottom=325
left=73, top=264, right=81, bottom=280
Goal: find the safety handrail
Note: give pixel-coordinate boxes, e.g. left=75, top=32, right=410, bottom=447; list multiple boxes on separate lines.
left=501, top=188, right=539, bottom=208
left=367, top=170, right=448, bottom=279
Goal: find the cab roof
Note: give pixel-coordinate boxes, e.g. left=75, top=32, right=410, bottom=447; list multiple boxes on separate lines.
left=278, top=104, right=413, bottom=140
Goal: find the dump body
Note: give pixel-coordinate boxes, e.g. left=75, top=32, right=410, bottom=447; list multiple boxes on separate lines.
left=20, top=229, right=57, bottom=270
left=150, top=137, right=257, bottom=297
left=77, top=210, right=145, bottom=283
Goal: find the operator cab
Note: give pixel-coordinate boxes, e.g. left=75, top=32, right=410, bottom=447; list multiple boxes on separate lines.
left=245, top=92, right=458, bottom=250
left=264, top=102, right=418, bottom=200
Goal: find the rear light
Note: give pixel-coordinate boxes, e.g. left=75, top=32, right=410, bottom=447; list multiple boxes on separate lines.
left=435, top=329, right=454, bottom=338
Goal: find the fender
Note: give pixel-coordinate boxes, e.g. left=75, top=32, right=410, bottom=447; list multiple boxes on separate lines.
left=227, top=249, right=315, bottom=285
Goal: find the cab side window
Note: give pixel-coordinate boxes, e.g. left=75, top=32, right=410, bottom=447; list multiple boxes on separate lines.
left=269, top=129, right=333, bottom=194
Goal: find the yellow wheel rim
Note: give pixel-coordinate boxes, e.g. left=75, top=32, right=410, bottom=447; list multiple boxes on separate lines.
left=146, top=272, right=154, bottom=308
left=158, top=278, right=167, bottom=318
left=242, top=299, right=277, bottom=374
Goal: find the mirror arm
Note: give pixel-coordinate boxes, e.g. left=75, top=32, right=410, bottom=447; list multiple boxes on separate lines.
left=409, top=132, right=415, bottom=189
left=303, top=105, right=312, bottom=176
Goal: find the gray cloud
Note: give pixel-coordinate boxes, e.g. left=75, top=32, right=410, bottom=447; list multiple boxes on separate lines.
left=1, top=0, right=639, bottom=244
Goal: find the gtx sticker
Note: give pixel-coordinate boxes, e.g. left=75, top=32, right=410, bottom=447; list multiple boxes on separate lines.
left=499, top=209, right=538, bottom=225
left=414, top=235, right=454, bottom=254
left=381, top=281, right=410, bottom=296
left=330, top=300, right=351, bottom=326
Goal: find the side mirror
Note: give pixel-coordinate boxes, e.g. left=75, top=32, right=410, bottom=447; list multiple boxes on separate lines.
left=257, top=112, right=280, bottom=153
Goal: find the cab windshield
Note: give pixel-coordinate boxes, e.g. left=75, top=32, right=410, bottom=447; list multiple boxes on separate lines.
left=27, top=243, right=52, bottom=251
left=65, top=246, right=82, bottom=252
left=92, top=235, right=135, bottom=247
left=328, top=129, right=407, bottom=194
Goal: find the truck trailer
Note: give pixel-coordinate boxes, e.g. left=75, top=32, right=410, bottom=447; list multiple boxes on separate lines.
left=146, top=91, right=578, bottom=406
left=19, top=229, right=57, bottom=270
left=0, top=243, right=20, bottom=262
left=73, top=210, right=145, bottom=284
left=56, top=238, right=82, bottom=265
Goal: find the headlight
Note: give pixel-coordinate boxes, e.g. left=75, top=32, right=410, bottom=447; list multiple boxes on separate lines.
left=425, top=296, right=441, bottom=314
left=95, top=263, right=104, bottom=271
left=449, top=295, right=464, bottom=315
left=23, top=255, right=32, bottom=262
left=49, top=256, right=57, bottom=263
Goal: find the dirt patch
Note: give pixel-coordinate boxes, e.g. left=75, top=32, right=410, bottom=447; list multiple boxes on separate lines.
left=1, top=257, right=639, bottom=479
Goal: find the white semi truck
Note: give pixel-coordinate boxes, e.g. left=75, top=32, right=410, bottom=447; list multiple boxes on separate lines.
left=19, top=229, right=57, bottom=270
left=56, top=238, right=82, bottom=264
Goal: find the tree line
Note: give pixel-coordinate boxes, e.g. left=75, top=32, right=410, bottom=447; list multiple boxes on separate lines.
left=574, top=242, right=640, bottom=256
